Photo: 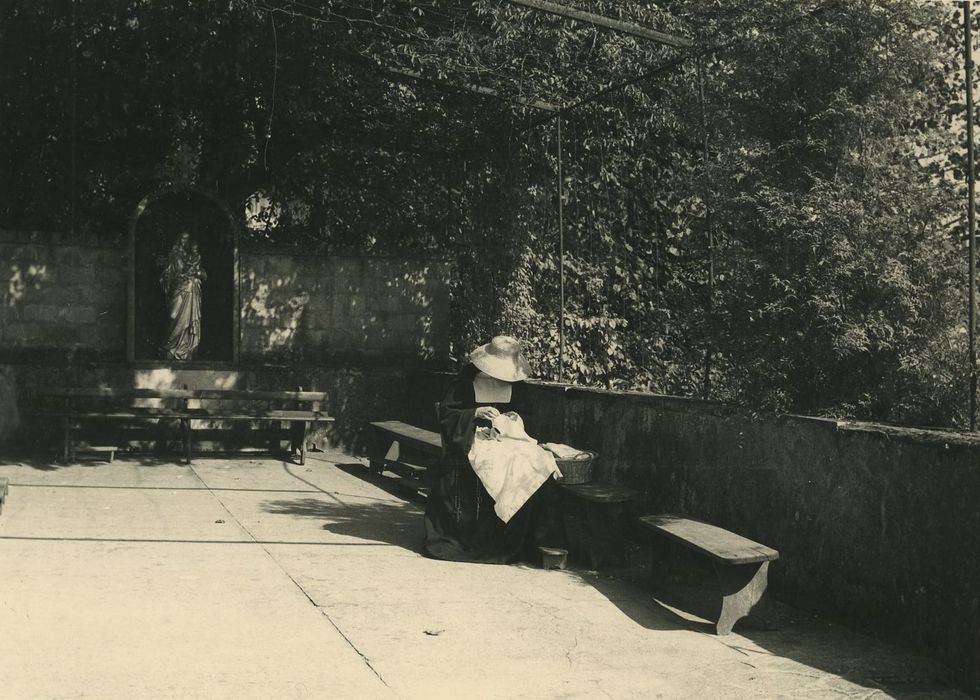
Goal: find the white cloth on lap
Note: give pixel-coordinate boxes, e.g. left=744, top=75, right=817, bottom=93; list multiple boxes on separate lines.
left=467, top=414, right=562, bottom=523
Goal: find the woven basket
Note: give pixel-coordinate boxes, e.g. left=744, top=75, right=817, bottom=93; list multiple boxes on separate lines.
left=554, top=450, right=597, bottom=485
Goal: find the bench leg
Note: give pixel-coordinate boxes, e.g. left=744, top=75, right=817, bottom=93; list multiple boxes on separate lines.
left=61, top=417, right=72, bottom=465
left=714, top=560, right=770, bottom=635
left=365, top=425, right=397, bottom=475
left=181, top=418, right=192, bottom=465
left=297, top=421, right=309, bottom=466
left=286, top=420, right=300, bottom=460
left=369, top=442, right=400, bottom=476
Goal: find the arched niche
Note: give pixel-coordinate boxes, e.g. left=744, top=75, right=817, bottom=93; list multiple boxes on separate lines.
left=128, top=187, right=239, bottom=364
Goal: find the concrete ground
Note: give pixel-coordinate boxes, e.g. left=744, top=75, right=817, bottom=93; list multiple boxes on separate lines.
left=0, top=449, right=969, bottom=700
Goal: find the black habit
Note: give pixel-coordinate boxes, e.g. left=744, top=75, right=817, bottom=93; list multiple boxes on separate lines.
left=423, top=363, right=553, bottom=564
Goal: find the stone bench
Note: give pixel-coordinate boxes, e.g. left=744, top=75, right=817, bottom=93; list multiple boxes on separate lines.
left=637, top=514, right=779, bottom=635
left=34, top=387, right=332, bottom=465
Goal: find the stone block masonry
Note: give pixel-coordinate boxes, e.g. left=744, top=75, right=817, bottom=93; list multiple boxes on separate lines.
left=239, top=252, right=450, bottom=363
left=0, top=229, right=450, bottom=364
left=0, top=232, right=127, bottom=356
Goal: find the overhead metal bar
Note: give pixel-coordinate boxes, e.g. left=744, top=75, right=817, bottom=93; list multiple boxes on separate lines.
left=505, top=0, right=693, bottom=48
left=521, top=49, right=700, bottom=131
left=384, top=66, right=561, bottom=112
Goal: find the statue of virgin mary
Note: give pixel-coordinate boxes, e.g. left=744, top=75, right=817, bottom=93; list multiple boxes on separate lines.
left=160, top=232, right=207, bottom=360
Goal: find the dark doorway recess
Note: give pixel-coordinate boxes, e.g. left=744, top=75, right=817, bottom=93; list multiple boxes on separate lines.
left=129, top=188, right=238, bottom=363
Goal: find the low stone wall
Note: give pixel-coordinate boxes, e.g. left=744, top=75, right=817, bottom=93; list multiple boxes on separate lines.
left=403, top=372, right=980, bottom=696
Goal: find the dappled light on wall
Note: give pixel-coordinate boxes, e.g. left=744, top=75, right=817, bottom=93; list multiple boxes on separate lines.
left=244, top=270, right=311, bottom=351
left=239, top=253, right=449, bottom=362
left=133, top=368, right=178, bottom=392
left=7, top=263, right=48, bottom=307
left=245, top=192, right=281, bottom=233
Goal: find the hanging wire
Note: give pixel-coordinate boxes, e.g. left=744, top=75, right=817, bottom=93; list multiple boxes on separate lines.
left=557, top=112, right=565, bottom=382
left=263, top=8, right=278, bottom=170
left=70, top=0, right=77, bottom=239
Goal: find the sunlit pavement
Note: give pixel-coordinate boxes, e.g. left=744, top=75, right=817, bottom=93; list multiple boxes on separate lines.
left=0, top=451, right=968, bottom=699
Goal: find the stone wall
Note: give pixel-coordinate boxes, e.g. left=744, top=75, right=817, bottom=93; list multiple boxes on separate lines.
left=240, top=252, right=450, bottom=362
left=0, top=229, right=450, bottom=364
left=403, top=372, right=980, bottom=696
left=0, top=230, right=127, bottom=359
left=0, top=229, right=451, bottom=451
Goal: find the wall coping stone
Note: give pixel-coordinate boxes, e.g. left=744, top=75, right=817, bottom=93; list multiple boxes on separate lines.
left=833, top=419, right=980, bottom=448
left=416, top=370, right=980, bottom=450
left=1, top=229, right=451, bottom=264
left=0, top=229, right=122, bottom=247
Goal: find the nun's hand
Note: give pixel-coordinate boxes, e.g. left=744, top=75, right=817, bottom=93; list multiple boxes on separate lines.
left=475, top=406, right=500, bottom=420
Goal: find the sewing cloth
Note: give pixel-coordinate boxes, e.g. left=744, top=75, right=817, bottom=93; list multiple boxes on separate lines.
left=541, top=442, right=591, bottom=461
left=467, top=414, right=562, bottom=523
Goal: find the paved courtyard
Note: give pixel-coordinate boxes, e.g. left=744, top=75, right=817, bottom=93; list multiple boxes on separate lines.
left=0, top=449, right=969, bottom=699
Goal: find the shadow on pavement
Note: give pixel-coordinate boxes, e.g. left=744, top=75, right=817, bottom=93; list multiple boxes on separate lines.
left=595, top=548, right=966, bottom=699
left=267, top=459, right=967, bottom=699
left=574, top=570, right=696, bottom=634
left=261, top=494, right=423, bottom=551
left=330, top=461, right=428, bottom=504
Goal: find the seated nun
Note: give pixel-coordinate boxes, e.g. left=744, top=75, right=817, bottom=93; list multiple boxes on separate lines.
left=423, top=335, right=562, bottom=564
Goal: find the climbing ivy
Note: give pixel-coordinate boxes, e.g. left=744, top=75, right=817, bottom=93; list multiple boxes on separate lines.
left=0, top=0, right=972, bottom=426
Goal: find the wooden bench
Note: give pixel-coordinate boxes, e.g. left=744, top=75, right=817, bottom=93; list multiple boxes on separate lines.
left=33, top=387, right=332, bottom=465
left=637, top=514, right=779, bottom=635
left=364, top=420, right=640, bottom=563
left=0, top=477, right=7, bottom=515
left=365, top=420, right=443, bottom=497
left=557, top=482, right=640, bottom=570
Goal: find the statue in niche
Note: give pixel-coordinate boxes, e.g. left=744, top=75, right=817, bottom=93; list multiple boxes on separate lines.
left=159, top=231, right=207, bottom=360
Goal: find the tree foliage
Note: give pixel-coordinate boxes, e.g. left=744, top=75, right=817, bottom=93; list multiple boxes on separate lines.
left=0, top=0, right=973, bottom=427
